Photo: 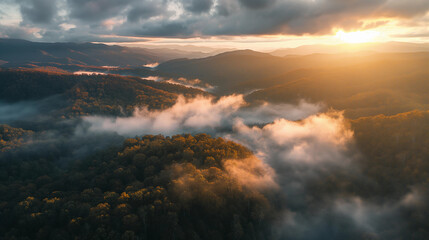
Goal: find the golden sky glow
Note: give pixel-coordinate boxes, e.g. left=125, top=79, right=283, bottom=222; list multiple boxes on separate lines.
left=101, top=24, right=427, bottom=51
left=97, top=14, right=429, bottom=51
left=0, top=0, right=428, bottom=50
left=335, top=30, right=380, bottom=44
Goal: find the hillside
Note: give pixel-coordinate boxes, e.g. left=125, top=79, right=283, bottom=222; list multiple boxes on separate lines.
left=270, top=42, right=429, bottom=56
left=0, top=134, right=278, bottom=239
left=157, top=50, right=429, bottom=95
left=0, top=39, right=164, bottom=67
left=351, top=110, right=429, bottom=196
left=157, top=50, right=291, bottom=94
left=0, top=124, right=33, bottom=152
left=1, top=39, right=429, bottom=239
left=0, top=69, right=209, bottom=119
left=246, top=52, right=429, bottom=118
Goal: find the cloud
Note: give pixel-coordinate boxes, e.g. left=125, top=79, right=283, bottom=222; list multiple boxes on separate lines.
left=400, top=186, right=425, bottom=207
left=276, top=195, right=406, bottom=240
left=127, top=0, right=167, bottom=22
left=238, top=100, right=324, bottom=124
left=278, top=186, right=429, bottom=240
left=0, top=101, right=39, bottom=122
left=83, top=94, right=322, bottom=136
left=66, top=0, right=132, bottom=22
left=82, top=95, right=349, bottom=196
left=4, top=92, right=428, bottom=237
left=1, top=124, right=124, bottom=162
left=79, top=94, right=429, bottom=238
left=83, top=95, right=246, bottom=136
left=2, top=0, right=429, bottom=41
left=238, top=0, right=276, bottom=9
left=225, top=110, right=359, bottom=209
left=229, top=111, right=354, bottom=166
left=223, top=156, right=278, bottom=189
left=0, top=24, right=38, bottom=39
left=164, top=77, right=215, bottom=92
left=182, top=0, right=213, bottom=13
left=383, top=0, right=429, bottom=17
left=0, top=96, right=64, bottom=123
left=215, top=0, right=239, bottom=16
left=18, top=0, right=57, bottom=25
left=126, top=21, right=193, bottom=37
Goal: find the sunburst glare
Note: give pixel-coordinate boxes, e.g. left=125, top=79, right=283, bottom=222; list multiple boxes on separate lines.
left=336, top=30, right=380, bottom=43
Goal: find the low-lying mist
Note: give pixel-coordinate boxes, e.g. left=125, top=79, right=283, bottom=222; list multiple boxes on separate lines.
left=83, top=94, right=323, bottom=136
left=0, top=95, right=68, bottom=126
left=2, top=93, right=425, bottom=238
left=80, top=94, right=427, bottom=238
left=0, top=101, right=40, bottom=122
left=143, top=76, right=215, bottom=92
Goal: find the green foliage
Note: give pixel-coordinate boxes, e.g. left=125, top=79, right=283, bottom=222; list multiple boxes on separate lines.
left=0, top=134, right=276, bottom=240
left=303, top=110, right=429, bottom=238
left=0, top=124, right=33, bottom=152
left=0, top=69, right=79, bottom=102
left=245, top=52, right=429, bottom=118
left=307, top=110, right=429, bottom=198
left=0, top=69, right=209, bottom=118
left=352, top=110, right=429, bottom=196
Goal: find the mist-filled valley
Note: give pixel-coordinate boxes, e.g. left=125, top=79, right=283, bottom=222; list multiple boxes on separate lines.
left=0, top=38, right=429, bottom=240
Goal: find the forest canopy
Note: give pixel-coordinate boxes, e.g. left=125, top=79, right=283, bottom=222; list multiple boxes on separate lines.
left=0, top=134, right=279, bottom=240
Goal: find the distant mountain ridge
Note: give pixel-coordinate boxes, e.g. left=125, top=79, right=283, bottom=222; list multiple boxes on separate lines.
left=157, top=49, right=290, bottom=94
left=270, top=41, right=429, bottom=56
left=0, top=39, right=224, bottom=68
left=0, top=69, right=209, bottom=119
left=0, top=39, right=162, bottom=67
left=158, top=49, right=417, bottom=94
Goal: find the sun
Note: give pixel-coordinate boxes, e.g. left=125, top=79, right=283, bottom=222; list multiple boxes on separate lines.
left=335, top=30, right=380, bottom=44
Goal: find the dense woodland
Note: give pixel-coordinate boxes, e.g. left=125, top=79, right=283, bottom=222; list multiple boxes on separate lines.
left=0, top=69, right=208, bottom=118
left=352, top=111, right=429, bottom=196
left=245, top=53, right=429, bottom=118
left=0, top=134, right=278, bottom=239
left=3, top=111, right=429, bottom=239
left=0, top=39, right=160, bottom=67
left=0, top=125, right=33, bottom=152
left=158, top=51, right=429, bottom=118
left=1, top=49, right=429, bottom=239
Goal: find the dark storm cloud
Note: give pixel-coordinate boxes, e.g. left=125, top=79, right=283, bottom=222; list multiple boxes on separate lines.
left=18, top=0, right=57, bottom=24
left=126, top=21, right=193, bottom=37
left=0, top=24, right=35, bottom=39
left=39, top=29, right=148, bottom=43
left=127, top=1, right=166, bottom=22
left=238, top=0, right=276, bottom=9
left=66, top=0, right=133, bottom=21
left=3, top=0, right=429, bottom=41
left=215, top=0, right=239, bottom=16
left=182, top=0, right=213, bottom=13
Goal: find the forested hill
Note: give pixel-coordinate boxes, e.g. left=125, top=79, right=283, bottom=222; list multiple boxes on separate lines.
left=0, top=124, right=33, bottom=152
left=245, top=52, right=429, bottom=118
left=0, top=69, right=209, bottom=118
left=3, top=112, right=429, bottom=239
left=0, top=39, right=225, bottom=68
left=157, top=51, right=429, bottom=97
left=0, top=39, right=163, bottom=67
left=0, top=134, right=278, bottom=240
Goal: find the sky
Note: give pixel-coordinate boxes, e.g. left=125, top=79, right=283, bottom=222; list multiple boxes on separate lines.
left=0, top=0, right=428, bottom=50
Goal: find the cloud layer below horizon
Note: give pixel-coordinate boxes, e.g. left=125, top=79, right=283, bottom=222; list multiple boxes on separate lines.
left=80, top=93, right=425, bottom=238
